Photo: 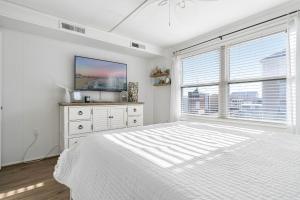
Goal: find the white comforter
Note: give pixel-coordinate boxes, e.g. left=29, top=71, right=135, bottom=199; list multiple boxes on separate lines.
left=54, top=121, right=300, bottom=200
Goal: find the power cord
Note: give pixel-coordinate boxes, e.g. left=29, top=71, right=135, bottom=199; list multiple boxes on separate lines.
left=22, top=132, right=38, bottom=162
left=22, top=131, right=60, bottom=164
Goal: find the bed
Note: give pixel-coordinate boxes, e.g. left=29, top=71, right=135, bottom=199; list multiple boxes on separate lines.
left=54, top=121, right=300, bottom=200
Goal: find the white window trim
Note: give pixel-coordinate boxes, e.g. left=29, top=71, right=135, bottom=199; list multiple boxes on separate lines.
left=226, top=31, right=287, bottom=123
left=180, top=25, right=288, bottom=127
left=225, top=26, right=287, bottom=48
left=180, top=48, right=221, bottom=118
left=177, top=22, right=287, bottom=57
left=180, top=114, right=288, bottom=129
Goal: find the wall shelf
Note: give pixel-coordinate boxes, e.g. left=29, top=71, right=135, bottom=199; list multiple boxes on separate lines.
left=153, top=83, right=171, bottom=87
left=150, top=73, right=170, bottom=78
left=150, top=68, right=171, bottom=86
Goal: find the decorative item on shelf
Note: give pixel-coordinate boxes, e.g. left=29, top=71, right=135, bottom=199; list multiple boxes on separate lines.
left=150, top=66, right=170, bottom=77
left=164, top=69, right=170, bottom=75
left=120, top=91, right=128, bottom=102
left=159, top=79, right=165, bottom=84
left=151, top=66, right=162, bottom=77
left=165, top=77, right=171, bottom=84
left=128, top=82, right=139, bottom=102
left=150, top=66, right=171, bottom=86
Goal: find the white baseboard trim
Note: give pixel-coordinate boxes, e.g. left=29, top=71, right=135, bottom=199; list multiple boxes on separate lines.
left=2, top=153, right=60, bottom=167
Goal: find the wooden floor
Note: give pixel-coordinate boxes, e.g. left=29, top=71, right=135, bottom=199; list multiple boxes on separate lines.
left=0, top=157, right=69, bottom=200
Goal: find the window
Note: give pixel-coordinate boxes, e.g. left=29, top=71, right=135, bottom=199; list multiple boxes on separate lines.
left=228, top=32, right=287, bottom=122
left=181, top=50, right=220, bottom=116
left=180, top=31, right=288, bottom=123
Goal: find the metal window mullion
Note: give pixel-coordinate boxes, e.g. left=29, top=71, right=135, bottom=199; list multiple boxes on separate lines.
left=181, top=82, right=219, bottom=88
left=228, top=76, right=286, bottom=84
left=220, top=46, right=230, bottom=118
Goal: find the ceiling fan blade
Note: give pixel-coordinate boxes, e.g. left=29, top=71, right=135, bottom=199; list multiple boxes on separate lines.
left=158, top=0, right=168, bottom=6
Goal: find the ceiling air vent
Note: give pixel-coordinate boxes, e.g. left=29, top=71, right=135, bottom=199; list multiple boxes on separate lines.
left=60, top=21, right=86, bottom=34
left=131, top=42, right=146, bottom=50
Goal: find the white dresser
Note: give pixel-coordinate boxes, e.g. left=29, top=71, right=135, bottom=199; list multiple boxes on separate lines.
left=59, top=102, right=144, bottom=149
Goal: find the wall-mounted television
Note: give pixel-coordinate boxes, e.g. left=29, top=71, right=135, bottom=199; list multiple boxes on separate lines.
left=74, top=56, right=127, bottom=92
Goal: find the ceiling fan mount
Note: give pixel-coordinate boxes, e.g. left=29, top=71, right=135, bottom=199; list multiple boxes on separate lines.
left=157, top=0, right=192, bottom=9
left=157, top=0, right=218, bottom=8
left=155, top=0, right=218, bottom=26
left=109, top=0, right=218, bottom=32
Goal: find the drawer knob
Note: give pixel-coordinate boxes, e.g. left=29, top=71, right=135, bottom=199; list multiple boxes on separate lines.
left=133, top=108, right=137, bottom=112
left=134, top=119, right=137, bottom=123
left=78, top=125, right=83, bottom=129
left=78, top=111, right=83, bottom=115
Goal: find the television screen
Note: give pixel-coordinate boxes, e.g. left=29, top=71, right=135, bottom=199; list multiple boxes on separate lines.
left=74, top=56, right=127, bottom=91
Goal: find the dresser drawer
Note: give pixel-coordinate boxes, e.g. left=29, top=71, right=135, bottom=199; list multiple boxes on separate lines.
left=69, top=107, right=91, bottom=121
left=69, top=121, right=92, bottom=135
left=69, top=137, right=85, bottom=148
left=128, top=116, right=143, bottom=127
left=128, top=105, right=143, bottom=116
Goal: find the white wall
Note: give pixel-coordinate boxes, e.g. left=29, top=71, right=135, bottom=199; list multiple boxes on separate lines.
left=148, top=57, right=172, bottom=124
left=153, top=86, right=171, bottom=124
left=2, top=29, right=153, bottom=166
left=0, top=30, right=2, bottom=168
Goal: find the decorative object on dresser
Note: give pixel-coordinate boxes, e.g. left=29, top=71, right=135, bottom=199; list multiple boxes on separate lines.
left=84, top=96, right=91, bottom=103
left=72, top=91, right=82, bottom=102
left=150, top=66, right=171, bottom=86
left=59, top=102, right=144, bottom=150
left=120, top=91, right=128, bottom=102
left=128, top=82, right=139, bottom=102
left=56, top=84, right=72, bottom=103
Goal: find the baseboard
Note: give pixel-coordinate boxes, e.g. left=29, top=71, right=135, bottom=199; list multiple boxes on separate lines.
left=1, top=153, right=60, bottom=167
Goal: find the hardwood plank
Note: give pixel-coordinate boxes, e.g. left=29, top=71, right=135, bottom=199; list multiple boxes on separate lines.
left=0, top=157, right=69, bottom=200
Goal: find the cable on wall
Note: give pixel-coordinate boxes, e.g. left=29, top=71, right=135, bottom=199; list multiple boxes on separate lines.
left=22, top=133, right=38, bottom=162
left=22, top=132, right=60, bottom=163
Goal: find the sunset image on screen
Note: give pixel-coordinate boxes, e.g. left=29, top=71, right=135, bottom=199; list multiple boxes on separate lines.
left=75, top=57, right=127, bottom=91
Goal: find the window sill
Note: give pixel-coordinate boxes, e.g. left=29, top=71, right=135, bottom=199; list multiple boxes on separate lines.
left=180, top=114, right=288, bottom=130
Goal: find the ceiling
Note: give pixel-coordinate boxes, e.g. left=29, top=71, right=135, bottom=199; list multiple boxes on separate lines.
left=3, top=0, right=293, bottom=47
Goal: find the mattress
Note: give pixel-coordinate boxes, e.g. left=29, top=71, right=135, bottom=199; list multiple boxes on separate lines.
left=54, top=121, right=300, bottom=200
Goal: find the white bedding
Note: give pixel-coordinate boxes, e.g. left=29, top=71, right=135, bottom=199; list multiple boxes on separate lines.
left=54, top=121, right=300, bottom=200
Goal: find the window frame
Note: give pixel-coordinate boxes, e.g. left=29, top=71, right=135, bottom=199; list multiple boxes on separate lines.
left=227, top=31, right=288, bottom=123
left=180, top=48, right=222, bottom=118
left=180, top=28, right=288, bottom=125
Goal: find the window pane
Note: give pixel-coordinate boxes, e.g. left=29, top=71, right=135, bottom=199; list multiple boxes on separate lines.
left=229, top=32, right=287, bottom=80
left=182, top=50, right=220, bottom=85
left=182, top=86, right=218, bottom=116
left=229, top=80, right=286, bottom=122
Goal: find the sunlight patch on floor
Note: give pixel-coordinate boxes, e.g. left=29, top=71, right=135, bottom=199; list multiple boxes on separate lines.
left=0, top=182, right=44, bottom=199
